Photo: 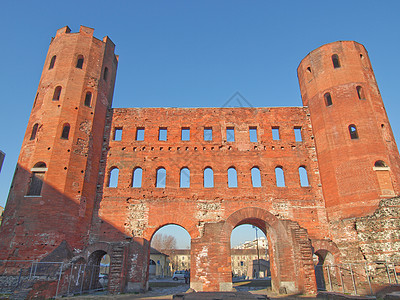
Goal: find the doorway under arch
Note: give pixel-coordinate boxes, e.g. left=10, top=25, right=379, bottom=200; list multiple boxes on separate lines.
left=222, top=207, right=317, bottom=294
left=150, top=224, right=191, bottom=280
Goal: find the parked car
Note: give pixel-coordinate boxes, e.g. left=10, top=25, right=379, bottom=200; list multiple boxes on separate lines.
left=172, top=270, right=185, bottom=281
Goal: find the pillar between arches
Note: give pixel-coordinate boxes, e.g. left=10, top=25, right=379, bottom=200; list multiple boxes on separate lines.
left=125, top=237, right=150, bottom=293
left=190, top=222, right=233, bottom=292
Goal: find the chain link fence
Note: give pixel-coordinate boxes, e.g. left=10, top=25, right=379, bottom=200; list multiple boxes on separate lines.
left=0, top=260, right=108, bottom=298
left=315, top=261, right=399, bottom=296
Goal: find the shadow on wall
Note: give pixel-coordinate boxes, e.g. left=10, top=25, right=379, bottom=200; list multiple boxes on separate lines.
left=0, top=163, right=149, bottom=295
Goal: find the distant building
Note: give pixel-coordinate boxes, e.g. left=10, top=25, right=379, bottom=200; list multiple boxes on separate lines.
left=0, top=207, right=3, bottom=225
left=0, top=151, right=4, bottom=173
left=149, top=247, right=171, bottom=278
left=231, top=237, right=270, bottom=278
left=164, top=249, right=191, bottom=272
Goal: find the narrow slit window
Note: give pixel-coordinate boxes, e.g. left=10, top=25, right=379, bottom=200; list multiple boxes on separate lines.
left=53, top=86, right=62, bottom=101
left=132, top=167, right=142, bottom=188
left=349, top=124, right=359, bottom=139
left=324, top=92, right=332, bottom=106
left=49, top=55, right=56, bottom=70
left=226, top=127, right=235, bottom=142
left=108, top=167, right=119, bottom=188
left=61, top=124, right=70, bottom=139
left=136, top=128, right=145, bottom=141
left=84, top=92, right=92, bottom=107
left=156, top=167, right=166, bottom=188
left=33, top=93, right=39, bottom=107
left=204, top=167, right=214, bottom=188
left=103, top=67, right=109, bottom=81
left=181, top=128, right=190, bottom=141
left=249, top=127, right=257, bottom=142
left=299, top=166, right=309, bottom=187
left=275, top=166, right=285, bottom=187
left=27, top=162, right=47, bottom=196
left=180, top=167, right=190, bottom=188
left=294, top=127, right=302, bottom=142
left=159, top=128, right=167, bottom=141
left=228, top=167, right=238, bottom=188
left=332, top=54, right=341, bottom=68
left=356, top=86, right=365, bottom=100
left=30, top=123, right=39, bottom=140
left=114, top=127, right=122, bottom=141
left=76, top=55, right=84, bottom=69
left=251, top=167, right=261, bottom=187
left=204, top=127, right=212, bottom=141
left=272, top=127, right=280, bottom=140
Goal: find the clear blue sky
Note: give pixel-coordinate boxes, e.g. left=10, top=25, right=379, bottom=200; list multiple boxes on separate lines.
left=0, top=1, right=399, bottom=247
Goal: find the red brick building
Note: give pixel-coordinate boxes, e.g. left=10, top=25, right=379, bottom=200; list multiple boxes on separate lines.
left=1, top=26, right=400, bottom=295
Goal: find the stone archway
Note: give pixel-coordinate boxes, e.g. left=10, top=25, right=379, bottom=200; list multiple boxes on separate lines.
left=189, top=207, right=317, bottom=294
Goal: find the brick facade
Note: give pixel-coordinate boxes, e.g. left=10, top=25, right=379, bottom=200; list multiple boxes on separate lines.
left=0, top=26, right=399, bottom=295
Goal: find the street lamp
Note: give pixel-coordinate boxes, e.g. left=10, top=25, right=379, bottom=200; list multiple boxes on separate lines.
left=252, top=225, right=261, bottom=279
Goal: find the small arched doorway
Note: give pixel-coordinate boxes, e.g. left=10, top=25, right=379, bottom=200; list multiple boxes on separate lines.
left=314, top=250, right=335, bottom=291
left=86, top=250, right=109, bottom=291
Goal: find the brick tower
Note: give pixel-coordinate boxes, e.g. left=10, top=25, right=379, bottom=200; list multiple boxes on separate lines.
left=298, top=41, right=400, bottom=220
left=0, top=26, right=118, bottom=260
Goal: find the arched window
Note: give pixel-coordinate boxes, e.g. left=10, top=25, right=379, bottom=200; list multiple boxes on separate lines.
left=332, top=54, right=341, bottom=68
left=324, top=92, right=332, bottom=106
left=180, top=167, right=190, bottom=188
left=299, top=166, right=309, bottom=187
left=53, top=86, right=62, bottom=101
left=49, top=55, right=56, bottom=70
left=348, top=124, right=359, bottom=139
left=356, top=86, right=365, bottom=100
left=76, top=55, right=84, bottom=69
left=275, top=166, right=285, bottom=187
left=251, top=167, right=261, bottom=187
left=30, top=123, right=39, bottom=140
left=156, top=167, right=166, bottom=188
left=84, top=92, right=92, bottom=107
left=204, top=167, right=214, bottom=188
left=61, top=123, right=70, bottom=139
left=374, top=160, right=387, bottom=168
left=132, top=167, right=142, bottom=188
left=27, top=162, right=47, bottom=196
left=108, top=167, right=119, bottom=188
left=103, top=67, right=109, bottom=81
left=228, top=167, right=237, bottom=188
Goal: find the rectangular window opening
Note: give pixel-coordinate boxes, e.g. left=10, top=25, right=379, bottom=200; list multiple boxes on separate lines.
left=136, top=127, right=145, bottom=141
left=226, top=127, right=235, bottom=142
left=181, top=127, right=190, bottom=141
left=249, top=127, right=258, bottom=142
left=294, top=127, right=302, bottom=142
left=204, top=127, right=212, bottom=141
left=114, top=127, right=122, bottom=141
left=159, top=127, right=167, bottom=141
left=272, top=127, right=280, bottom=141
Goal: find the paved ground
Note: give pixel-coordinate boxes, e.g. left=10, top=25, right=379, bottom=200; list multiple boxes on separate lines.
left=62, top=280, right=317, bottom=300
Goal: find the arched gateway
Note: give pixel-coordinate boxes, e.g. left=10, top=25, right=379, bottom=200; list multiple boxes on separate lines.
left=1, top=27, right=400, bottom=298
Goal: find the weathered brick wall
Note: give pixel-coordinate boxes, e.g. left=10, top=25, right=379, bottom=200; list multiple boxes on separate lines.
left=1, top=27, right=400, bottom=295
left=94, top=107, right=328, bottom=243
left=0, top=26, right=118, bottom=260
left=298, top=41, right=400, bottom=221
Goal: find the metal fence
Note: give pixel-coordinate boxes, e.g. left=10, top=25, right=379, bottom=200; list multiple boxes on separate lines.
left=0, top=260, right=108, bottom=298
left=315, top=261, right=399, bottom=296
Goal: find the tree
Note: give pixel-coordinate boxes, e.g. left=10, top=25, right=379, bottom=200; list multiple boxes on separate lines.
left=151, top=233, right=177, bottom=251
